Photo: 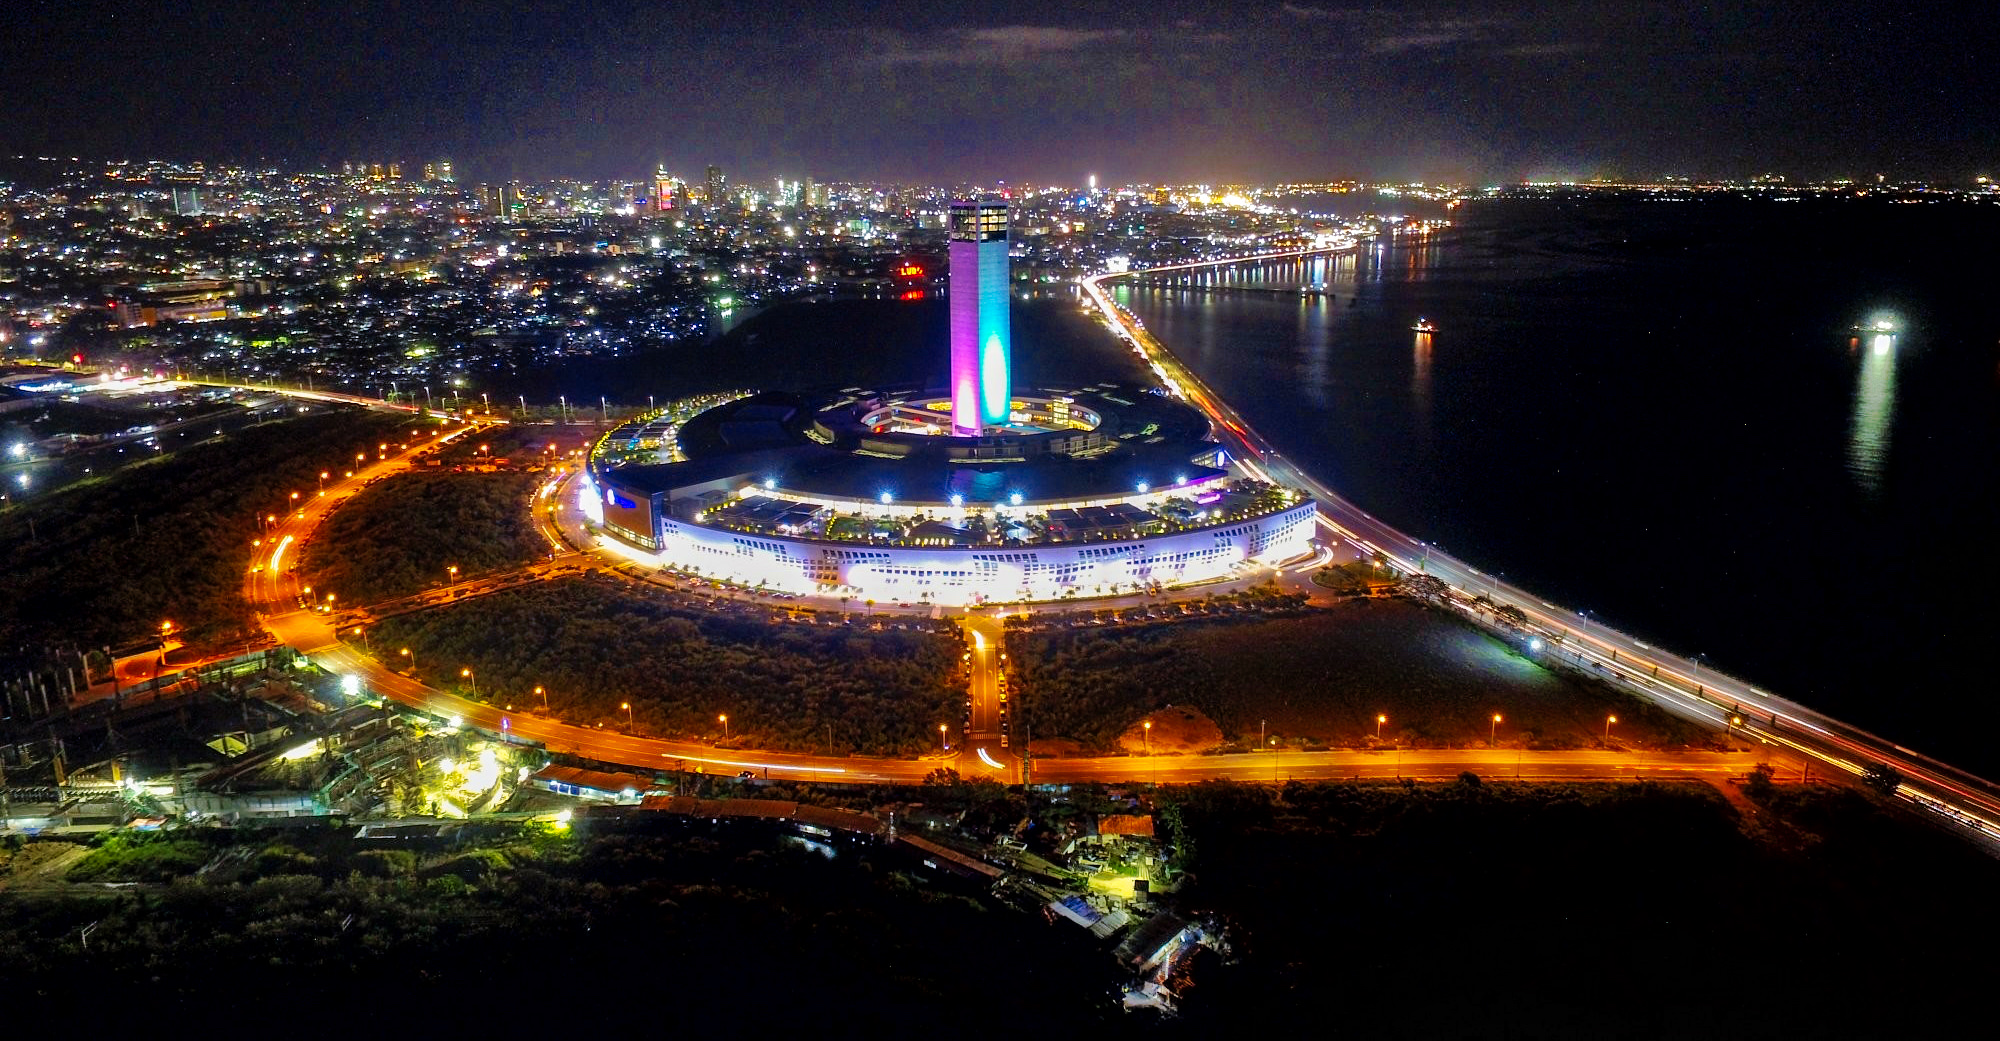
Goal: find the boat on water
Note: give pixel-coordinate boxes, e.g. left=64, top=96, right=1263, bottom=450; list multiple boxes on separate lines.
left=1412, top=318, right=1438, bottom=333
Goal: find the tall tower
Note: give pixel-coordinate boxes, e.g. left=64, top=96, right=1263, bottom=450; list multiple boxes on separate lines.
left=949, top=197, right=1011, bottom=434
left=704, top=165, right=725, bottom=208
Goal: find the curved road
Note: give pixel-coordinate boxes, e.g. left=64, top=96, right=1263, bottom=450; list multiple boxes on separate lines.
left=1084, top=250, right=2000, bottom=848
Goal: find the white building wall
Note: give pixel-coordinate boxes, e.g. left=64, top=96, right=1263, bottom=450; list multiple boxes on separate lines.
left=632, top=502, right=1317, bottom=605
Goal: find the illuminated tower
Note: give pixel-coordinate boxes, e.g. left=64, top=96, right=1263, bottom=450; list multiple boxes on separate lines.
left=949, top=197, right=1011, bottom=434
left=655, top=165, right=673, bottom=210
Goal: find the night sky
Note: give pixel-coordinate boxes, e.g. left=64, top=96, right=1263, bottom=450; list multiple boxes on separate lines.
left=6, top=0, right=1993, bottom=184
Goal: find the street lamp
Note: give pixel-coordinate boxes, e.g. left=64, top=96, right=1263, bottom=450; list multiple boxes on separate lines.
left=351, top=626, right=369, bottom=652
left=460, top=666, right=476, bottom=698
left=1377, top=713, right=1387, bottom=740
left=1143, top=719, right=1152, bottom=754
left=447, top=564, right=459, bottom=584
left=719, top=713, right=729, bottom=740
left=318, top=470, right=328, bottom=494
left=535, top=685, right=548, bottom=712
left=621, top=701, right=633, bottom=729
left=939, top=722, right=949, bottom=752
left=399, top=647, right=416, bottom=672
left=1604, top=715, right=1617, bottom=741
left=1491, top=713, right=1502, bottom=746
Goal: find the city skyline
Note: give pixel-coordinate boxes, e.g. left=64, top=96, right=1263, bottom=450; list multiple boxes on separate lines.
left=6, top=0, right=1997, bottom=185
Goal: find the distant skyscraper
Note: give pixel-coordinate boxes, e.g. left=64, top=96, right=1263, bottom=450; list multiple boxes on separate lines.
left=948, top=197, right=1011, bottom=434
left=170, top=185, right=202, bottom=216
left=804, top=176, right=824, bottom=208
left=655, top=165, right=674, bottom=210
left=387, top=162, right=403, bottom=180
left=424, top=160, right=454, bottom=182
left=705, top=165, right=725, bottom=208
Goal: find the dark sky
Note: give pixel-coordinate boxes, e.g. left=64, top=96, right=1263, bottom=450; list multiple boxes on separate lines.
left=6, top=0, right=1993, bottom=185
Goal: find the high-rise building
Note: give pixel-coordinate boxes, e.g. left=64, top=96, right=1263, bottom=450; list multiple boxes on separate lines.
left=170, top=185, right=202, bottom=216
left=948, top=197, right=1011, bottom=434
left=424, top=160, right=454, bottom=182
left=655, top=165, right=674, bottom=210
left=704, top=165, right=725, bottom=208
left=387, top=162, right=404, bottom=180
left=804, top=176, right=824, bottom=208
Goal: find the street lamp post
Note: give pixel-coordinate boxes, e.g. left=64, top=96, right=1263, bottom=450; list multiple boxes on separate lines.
left=1377, top=713, right=1386, bottom=741
left=1259, top=719, right=1266, bottom=750
left=1604, top=715, right=1617, bottom=741
left=535, top=685, right=549, bottom=712
left=460, top=667, right=476, bottom=698
left=317, top=471, right=328, bottom=494
left=1143, top=719, right=1152, bottom=754
left=939, top=722, right=949, bottom=753
left=719, top=713, right=729, bottom=741
left=399, top=647, right=416, bottom=672
left=351, top=626, right=369, bottom=653
left=1491, top=713, right=1502, bottom=747
left=621, top=701, right=633, bottom=730
left=447, top=564, right=459, bottom=585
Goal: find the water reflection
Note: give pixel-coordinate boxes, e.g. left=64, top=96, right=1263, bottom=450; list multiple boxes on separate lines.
left=1411, top=330, right=1434, bottom=447
left=1846, top=333, right=1897, bottom=494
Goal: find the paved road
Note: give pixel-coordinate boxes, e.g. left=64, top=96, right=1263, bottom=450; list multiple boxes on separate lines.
left=1038, top=748, right=1760, bottom=784
left=959, top=611, right=1022, bottom=782
left=1084, top=254, right=2000, bottom=851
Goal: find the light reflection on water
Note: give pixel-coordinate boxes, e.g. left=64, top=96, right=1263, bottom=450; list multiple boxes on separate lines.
left=1846, top=333, right=1897, bottom=494
left=1411, top=330, right=1433, bottom=447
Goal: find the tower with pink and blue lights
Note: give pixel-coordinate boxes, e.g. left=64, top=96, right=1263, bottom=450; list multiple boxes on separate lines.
left=949, top=197, right=1011, bottom=435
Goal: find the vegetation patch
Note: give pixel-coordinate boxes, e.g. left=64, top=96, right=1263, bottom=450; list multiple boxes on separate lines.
left=369, top=575, right=965, bottom=755
left=0, top=407, right=423, bottom=668
left=0, top=825, right=1121, bottom=1031
left=300, top=470, right=547, bottom=603
left=1011, top=598, right=1702, bottom=751
left=65, top=834, right=216, bottom=883
left=1157, top=778, right=2000, bottom=1035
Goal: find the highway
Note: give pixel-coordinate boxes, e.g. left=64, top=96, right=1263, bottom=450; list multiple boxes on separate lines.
left=1037, top=748, right=1759, bottom=784
left=1083, top=250, right=2000, bottom=849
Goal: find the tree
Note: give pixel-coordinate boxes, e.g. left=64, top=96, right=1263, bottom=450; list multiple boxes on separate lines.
left=1862, top=761, right=1904, bottom=796
left=1744, top=763, right=1775, bottom=798
left=1403, top=573, right=1448, bottom=601
left=923, top=768, right=963, bottom=787
left=1496, top=604, right=1528, bottom=626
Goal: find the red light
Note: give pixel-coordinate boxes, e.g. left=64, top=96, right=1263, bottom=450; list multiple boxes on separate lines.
left=899, top=290, right=924, bottom=301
